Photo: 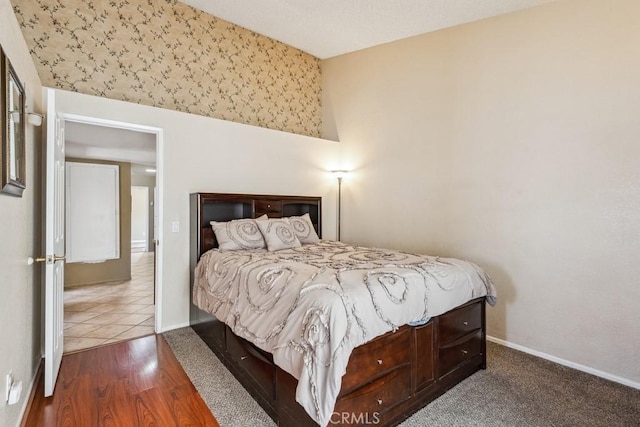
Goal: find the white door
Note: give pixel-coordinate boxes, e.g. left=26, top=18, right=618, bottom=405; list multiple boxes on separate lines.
left=44, top=101, right=66, bottom=396
left=131, top=186, right=149, bottom=252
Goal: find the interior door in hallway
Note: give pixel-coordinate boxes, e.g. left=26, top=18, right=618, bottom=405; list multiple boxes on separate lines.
left=131, top=185, right=149, bottom=252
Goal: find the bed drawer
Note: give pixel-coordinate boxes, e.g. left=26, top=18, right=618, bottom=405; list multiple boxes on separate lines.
left=438, top=301, right=482, bottom=345
left=340, top=327, right=411, bottom=395
left=334, top=366, right=411, bottom=420
left=225, top=329, right=276, bottom=400
left=255, top=200, right=282, bottom=217
left=438, top=329, right=482, bottom=377
left=414, top=322, right=435, bottom=391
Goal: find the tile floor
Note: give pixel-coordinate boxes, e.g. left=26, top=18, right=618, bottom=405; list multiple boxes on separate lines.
left=63, top=251, right=155, bottom=353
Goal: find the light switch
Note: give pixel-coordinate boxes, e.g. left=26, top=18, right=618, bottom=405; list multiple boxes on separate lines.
left=171, top=221, right=180, bottom=232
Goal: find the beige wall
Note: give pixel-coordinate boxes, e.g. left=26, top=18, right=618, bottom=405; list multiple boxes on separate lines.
left=0, top=0, right=43, bottom=424
left=53, top=88, right=340, bottom=333
left=64, top=159, right=132, bottom=287
left=322, top=0, right=640, bottom=385
left=11, top=0, right=322, bottom=138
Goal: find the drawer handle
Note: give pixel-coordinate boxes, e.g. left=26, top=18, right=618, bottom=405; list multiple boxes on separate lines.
left=377, top=399, right=383, bottom=405
left=462, top=321, right=469, bottom=326
left=240, top=356, right=248, bottom=361
left=377, top=359, right=383, bottom=365
left=461, top=350, right=468, bottom=355
left=267, top=204, right=271, bottom=208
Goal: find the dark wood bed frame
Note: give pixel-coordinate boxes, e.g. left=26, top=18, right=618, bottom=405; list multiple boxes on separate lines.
left=190, top=192, right=486, bottom=426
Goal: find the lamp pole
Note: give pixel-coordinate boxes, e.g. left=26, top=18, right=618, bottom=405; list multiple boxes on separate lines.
left=337, top=176, right=342, bottom=241
left=331, top=169, right=349, bottom=241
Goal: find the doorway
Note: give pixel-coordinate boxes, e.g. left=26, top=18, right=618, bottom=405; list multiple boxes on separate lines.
left=59, top=116, right=161, bottom=353
left=131, top=185, right=150, bottom=253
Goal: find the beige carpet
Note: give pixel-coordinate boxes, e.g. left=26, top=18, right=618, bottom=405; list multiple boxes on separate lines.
left=164, top=327, right=640, bottom=426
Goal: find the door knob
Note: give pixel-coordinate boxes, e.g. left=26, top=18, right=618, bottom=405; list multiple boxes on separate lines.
left=27, top=255, right=66, bottom=265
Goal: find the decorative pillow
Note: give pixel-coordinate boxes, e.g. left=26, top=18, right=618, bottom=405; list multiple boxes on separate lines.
left=287, top=213, right=320, bottom=244
left=210, top=215, right=267, bottom=250
left=256, top=218, right=302, bottom=251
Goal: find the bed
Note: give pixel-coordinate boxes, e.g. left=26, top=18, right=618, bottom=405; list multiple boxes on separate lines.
left=189, top=192, right=496, bottom=426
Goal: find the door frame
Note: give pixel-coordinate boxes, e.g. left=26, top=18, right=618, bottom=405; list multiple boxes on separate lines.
left=59, top=113, right=164, bottom=334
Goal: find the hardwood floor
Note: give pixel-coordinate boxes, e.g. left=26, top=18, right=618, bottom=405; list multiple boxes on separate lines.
left=23, top=334, right=219, bottom=426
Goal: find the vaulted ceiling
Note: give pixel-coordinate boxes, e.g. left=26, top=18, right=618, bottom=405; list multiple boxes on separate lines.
left=180, top=0, right=558, bottom=58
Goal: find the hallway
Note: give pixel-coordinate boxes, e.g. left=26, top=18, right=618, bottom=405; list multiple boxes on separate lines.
left=63, top=252, right=155, bottom=353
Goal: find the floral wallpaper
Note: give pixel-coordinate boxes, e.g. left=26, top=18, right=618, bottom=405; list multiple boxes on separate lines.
left=11, top=0, right=322, bottom=137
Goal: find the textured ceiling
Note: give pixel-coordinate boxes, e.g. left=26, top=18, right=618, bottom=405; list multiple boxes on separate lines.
left=180, top=0, right=558, bottom=58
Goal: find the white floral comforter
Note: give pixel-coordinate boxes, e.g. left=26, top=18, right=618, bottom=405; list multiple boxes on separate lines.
left=193, top=241, right=496, bottom=426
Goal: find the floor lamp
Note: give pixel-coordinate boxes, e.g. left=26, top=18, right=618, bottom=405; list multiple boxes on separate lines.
left=331, top=170, right=349, bottom=241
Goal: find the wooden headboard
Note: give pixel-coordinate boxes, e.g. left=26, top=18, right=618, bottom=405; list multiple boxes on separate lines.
left=190, top=192, right=321, bottom=260
left=189, top=192, right=321, bottom=323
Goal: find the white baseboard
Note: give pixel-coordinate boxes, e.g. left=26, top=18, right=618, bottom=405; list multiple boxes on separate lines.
left=16, top=359, right=42, bottom=427
left=487, top=335, right=640, bottom=390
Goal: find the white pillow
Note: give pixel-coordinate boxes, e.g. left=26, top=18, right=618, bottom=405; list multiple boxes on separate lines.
left=256, top=218, right=301, bottom=251
left=287, top=213, right=320, bottom=244
left=210, top=215, right=267, bottom=250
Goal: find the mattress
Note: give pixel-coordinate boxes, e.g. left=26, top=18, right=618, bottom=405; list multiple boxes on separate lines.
left=193, top=240, right=496, bottom=426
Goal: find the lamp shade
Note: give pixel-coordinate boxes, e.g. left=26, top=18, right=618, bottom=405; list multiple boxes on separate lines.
left=331, top=169, right=349, bottom=179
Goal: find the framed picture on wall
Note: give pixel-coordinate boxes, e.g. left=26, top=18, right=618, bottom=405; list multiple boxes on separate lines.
left=1, top=46, right=26, bottom=197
